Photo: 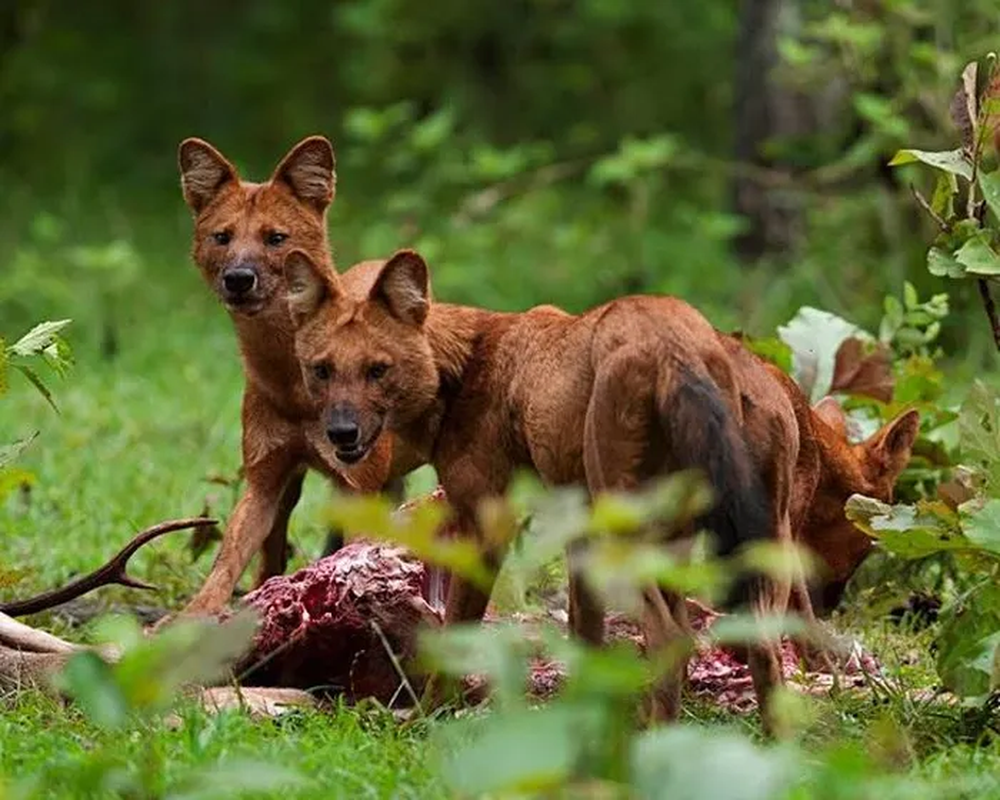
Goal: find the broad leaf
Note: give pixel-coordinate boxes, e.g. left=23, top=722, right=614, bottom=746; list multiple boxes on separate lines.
left=958, top=381, right=1000, bottom=493
left=930, top=171, right=958, bottom=219
left=778, top=307, right=867, bottom=402
left=845, top=495, right=969, bottom=559
left=631, top=726, right=797, bottom=800
left=441, top=706, right=591, bottom=794
left=979, top=169, right=1000, bottom=222
left=888, top=148, right=973, bottom=181
left=962, top=498, right=1000, bottom=555
left=936, top=583, right=1000, bottom=698
left=926, top=246, right=965, bottom=278
left=955, top=232, right=1000, bottom=276
left=9, top=320, right=72, bottom=358
left=167, top=759, right=308, bottom=800
left=59, top=651, right=130, bottom=730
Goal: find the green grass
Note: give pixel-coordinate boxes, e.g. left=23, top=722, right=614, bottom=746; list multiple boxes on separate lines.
left=3, top=247, right=1000, bottom=799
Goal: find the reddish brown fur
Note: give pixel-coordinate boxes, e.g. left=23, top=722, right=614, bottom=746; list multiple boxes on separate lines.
left=173, top=137, right=412, bottom=618
left=725, top=342, right=920, bottom=619
left=285, top=249, right=804, bottom=732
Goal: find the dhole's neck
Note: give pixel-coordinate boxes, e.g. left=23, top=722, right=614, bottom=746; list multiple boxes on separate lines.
left=426, top=303, right=489, bottom=386
left=232, top=309, right=315, bottom=417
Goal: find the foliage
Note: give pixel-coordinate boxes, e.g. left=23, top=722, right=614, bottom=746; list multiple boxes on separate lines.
left=0, top=611, right=315, bottom=799
left=0, top=319, right=72, bottom=508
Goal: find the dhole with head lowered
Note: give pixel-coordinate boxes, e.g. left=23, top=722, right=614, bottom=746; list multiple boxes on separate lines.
left=282, top=247, right=921, bottom=729
left=174, top=136, right=411, bottom=618
left=282, top=247, right=806, bottom=731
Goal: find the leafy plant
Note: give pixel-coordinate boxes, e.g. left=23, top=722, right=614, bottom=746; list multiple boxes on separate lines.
left=0, top=319, right=72, bottom=504
left=889, top=54, right=1000, bottom=350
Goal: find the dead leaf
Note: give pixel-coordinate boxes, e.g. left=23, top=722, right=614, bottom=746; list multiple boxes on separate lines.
left=951, top=60, right=978, bottom=151
left=829, top=338, right=894, bottom=402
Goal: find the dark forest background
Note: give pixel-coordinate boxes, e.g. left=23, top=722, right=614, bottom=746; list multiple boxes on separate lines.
left=0, top=0, right=995, bottom=357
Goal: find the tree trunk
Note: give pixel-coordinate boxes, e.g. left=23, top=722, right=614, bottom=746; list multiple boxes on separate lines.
left=732, top=0, right=808, bottom=264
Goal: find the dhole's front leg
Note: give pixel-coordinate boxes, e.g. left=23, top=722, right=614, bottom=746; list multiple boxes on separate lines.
left=421, top=462, right=508, bottom=711
left=257, top=469, right=306, bottom=586
left=179, top=447, right=300, bottom=617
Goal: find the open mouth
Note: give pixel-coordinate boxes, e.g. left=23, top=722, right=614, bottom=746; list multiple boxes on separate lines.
left=224, top=296, right=266, bottom=316
left=334, top=425, right=383, bottom=467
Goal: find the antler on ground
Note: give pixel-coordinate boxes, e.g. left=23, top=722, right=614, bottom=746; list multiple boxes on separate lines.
left=0, top=517, right=218, bottom=618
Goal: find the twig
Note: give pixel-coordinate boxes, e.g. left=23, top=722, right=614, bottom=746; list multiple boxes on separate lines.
left=370, top=619, right=425, bottom=718
left=978, top=279, right=1000, bottom=352
left=910, top=185, right=950, bottom=232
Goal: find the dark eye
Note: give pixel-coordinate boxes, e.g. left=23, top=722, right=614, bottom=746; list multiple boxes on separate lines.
left=265, top=231, right=288, bottom=247
left=212, top=231, right=232, bottom=246
left=366, top=363, right=389, bottom=382
left=312, top=362, right=332, bottom=381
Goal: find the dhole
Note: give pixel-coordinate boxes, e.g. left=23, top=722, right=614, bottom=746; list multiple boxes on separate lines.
left=717, top=337, right=919, bottom=633
left=283, top=247, right=806, bottom=731
left=174, top=136, right=410, bottom=617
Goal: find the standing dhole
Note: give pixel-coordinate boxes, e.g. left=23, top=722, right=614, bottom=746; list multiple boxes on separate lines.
left=174, top=136, right=413, bottom=618
left=281, top=246, right=807, bottom=731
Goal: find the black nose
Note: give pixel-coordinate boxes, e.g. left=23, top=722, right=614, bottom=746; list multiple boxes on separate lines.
left=222, top=267, right=257, bottom=295
left=326, top=407, right=360, bottom=448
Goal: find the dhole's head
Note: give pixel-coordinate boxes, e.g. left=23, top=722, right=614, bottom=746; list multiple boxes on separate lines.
left=804, top=398, right=920, bottom=614
left=178, top=136, right=335, bottom=317
left=282, top=248, right=438, bottom=466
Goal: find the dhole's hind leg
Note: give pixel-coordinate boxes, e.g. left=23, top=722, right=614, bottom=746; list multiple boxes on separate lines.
left=581, top=352, right=696, bottom=719
left=740, top=511, right=793, bottom=737
left=575, top=351, right=657, bottom=648
left=256, top=469, right=306, bottom=587
left=642, top=588, right=693, bottom=723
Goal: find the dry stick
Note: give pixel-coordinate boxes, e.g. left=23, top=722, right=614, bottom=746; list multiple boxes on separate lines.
left=0, top=517, right=218, bottom=617
left=370, top=619, right=426, bottom=718
left=978, top=279, right=1000, bottom=352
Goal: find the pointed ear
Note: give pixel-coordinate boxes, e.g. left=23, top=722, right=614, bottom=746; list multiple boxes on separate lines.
left=271, top=136, right=336, bottom=212
left=868, top=409, right=920, bottom=473
left=813, top=396, right=848, bottom=437
left=370, top=250, right=430, bottom=326
left=178, top=138, right=239, bottom=214
left=284, top=249, right=337, bottom=326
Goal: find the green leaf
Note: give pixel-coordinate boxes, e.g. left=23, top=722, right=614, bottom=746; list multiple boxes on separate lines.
left=419, top=622, right=530, bottom=709
left=844, top=495, right=969, bottom=559
left=930, top=171, right=958, bottom=219
left=955, top=232, right=1000, bottom=276
left=927, top=246, right=966, bottom=278
left=12, top=364, right=59, bottom=413
left=0, top=433, right=38, bottom=470
left=958, top=381, right=1000, bottom=494
left=631, top=726, right=797, bottom=800
left=888, top=148, right=973, bottom=181
left=709, top=613, right=806, bottom=646
left=166, top=759, right=308, bottom=800
left=740, top=335, right=793, bottom=374
left=936, top=583, right=1000, bottom=698
left=59, top=651, right=130, bottom=730
left=0, top=342, right=7, bottom=397
left=963, top=498, right=1000, bottom=555
left=441, top=706, right=588, bottom=794
left=979, top=169, right=1000, bottom=222
left=9, top=320, right=72, bottom=358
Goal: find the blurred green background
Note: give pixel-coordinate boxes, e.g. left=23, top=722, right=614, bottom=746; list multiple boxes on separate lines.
left=1, top=0, right=999, bottom=596
left=1, top=0, right=997, bottom=353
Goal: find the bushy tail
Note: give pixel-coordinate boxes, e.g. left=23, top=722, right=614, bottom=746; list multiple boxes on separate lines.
left=656, top=367, right=771, bottom=601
